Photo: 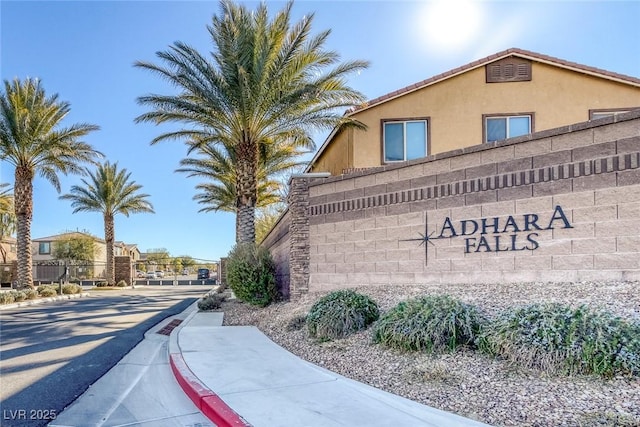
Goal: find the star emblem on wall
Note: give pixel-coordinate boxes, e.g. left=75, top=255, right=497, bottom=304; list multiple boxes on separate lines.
left=400, top=212, right=442, bottom=264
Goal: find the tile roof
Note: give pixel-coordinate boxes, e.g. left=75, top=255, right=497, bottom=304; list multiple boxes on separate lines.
left=348, top=47, right=640, bottom=114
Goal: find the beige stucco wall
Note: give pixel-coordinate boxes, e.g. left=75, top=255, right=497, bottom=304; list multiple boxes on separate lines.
left=312, top=128, right=353, bottom=176
left=312, top=61, right=640, bottom=172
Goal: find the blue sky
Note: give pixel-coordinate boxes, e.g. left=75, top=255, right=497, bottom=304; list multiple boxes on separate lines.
left=1, top=0, right=639, bottom=261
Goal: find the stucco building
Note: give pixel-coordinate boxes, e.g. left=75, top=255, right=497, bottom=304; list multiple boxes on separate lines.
left=263, top=49, right=640, bottom=299
left=307, top=48, right=640, bottom=175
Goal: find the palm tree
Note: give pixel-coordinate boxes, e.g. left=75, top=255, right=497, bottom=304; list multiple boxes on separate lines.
left=135, top=0, right=368, bottom=244
left=177, top=139, right=301, bottom=241
left=0, top=78, right=101, bottom=288
left=0, top=183, right=16, bottom=264
left=60, top=161, right=154, bottom=285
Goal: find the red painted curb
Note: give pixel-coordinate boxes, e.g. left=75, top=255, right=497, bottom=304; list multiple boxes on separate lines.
left=169, top=353, right=251, bottom=427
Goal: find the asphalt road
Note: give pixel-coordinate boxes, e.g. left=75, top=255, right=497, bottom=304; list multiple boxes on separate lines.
left=0, top=285, right=212, bottom=427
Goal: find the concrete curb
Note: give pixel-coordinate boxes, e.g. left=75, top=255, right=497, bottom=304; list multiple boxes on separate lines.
left=168, top=307, right=250, bottom=427
left=169, top=353, right=250, bottom=427
left=0, top=292, right=90, bottom=310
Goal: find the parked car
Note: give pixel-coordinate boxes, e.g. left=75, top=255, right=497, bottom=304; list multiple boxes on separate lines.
left=155, top=271, right=165, bottom=278
left=197, top=268, right=210, bottom=280
left=145, top=271, right=155, bottom=279
left=136, top=270, right=145, bottom=278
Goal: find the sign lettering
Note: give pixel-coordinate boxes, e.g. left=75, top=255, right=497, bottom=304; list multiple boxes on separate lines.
left=402, top=205, right=573, bottom=262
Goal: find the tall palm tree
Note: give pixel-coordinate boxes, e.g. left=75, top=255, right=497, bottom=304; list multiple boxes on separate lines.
left=0, top=78, right=101, bottom=288
left=0, top=183, right=16, bottom=264
left=135, top=0, right=368, bottom=244
left=60, top=161, right=154, bottom=285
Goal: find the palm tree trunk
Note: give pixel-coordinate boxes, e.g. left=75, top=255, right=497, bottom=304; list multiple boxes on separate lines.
left=14, top=166, right=34, bottom=289
left=236, top=137, right=257, bottom=244
left=235, top=210, right=240, bottom=243
left=104, top=213, right=115, bottom=285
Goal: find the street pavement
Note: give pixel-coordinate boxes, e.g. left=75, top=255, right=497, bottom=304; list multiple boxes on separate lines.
left=48, top=302, right=212, bottom=427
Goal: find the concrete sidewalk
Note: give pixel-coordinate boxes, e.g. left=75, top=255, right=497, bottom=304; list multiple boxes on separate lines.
left=53, top=301, right=492, bottom=427
left=170, top=309, right=492, bottom=427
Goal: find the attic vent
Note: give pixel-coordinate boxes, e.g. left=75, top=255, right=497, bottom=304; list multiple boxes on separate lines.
left=486, top=57, right=532, bottom=83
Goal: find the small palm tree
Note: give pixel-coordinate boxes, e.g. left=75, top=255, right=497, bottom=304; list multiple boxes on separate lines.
left=177, top=138, right=301, bottom=241
left=136, top=0, right=368, bottom=244
left=0, top=78, right=101, bottom=288
left=60, top=162, right=154, bottom=285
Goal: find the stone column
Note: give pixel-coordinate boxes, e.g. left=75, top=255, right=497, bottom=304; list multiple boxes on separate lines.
left=288, top=176, right=312, bottom=299
left=219, top=258, right=227, bottom=285
left=115, top=256, right=132, bottom=286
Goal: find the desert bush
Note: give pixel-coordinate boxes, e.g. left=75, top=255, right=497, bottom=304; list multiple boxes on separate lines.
left=11, top=290, right=27, bottom=302
left=95, top=281, right=108, bottom=287
left=38, top=285, right=58, bottom=297
left=24, top=289, right=38, bottom=300
left=215, top=281, right=228, bottom=294
left=373, top=294, right=485, bottom=353
left=61, top=283, right=83, bottom=294
left=226, top=243, right=277, bottom=307
left=477, top=303, right=640, bottom=377
left=0, top=292, right=15, bottom=305
left=307, top=289, right=379, bottom=340
left=198, top=294, right=225, bottom=311
left=286, top=314, right=307, bottom=331
left=116, top=280, right=127, bottom=287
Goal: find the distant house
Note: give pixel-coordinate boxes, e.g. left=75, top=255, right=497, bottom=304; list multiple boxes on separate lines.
left=32, top=233, right=142, bottom=281
left=0, top=236, right=17, bottom=264
left=32, top=232, right=107, bottom=279
left=307, top=47, right=640, bottom=175
left=115, top=241, right=141, bottom=262
left=124, top=243, right=141, bottom=263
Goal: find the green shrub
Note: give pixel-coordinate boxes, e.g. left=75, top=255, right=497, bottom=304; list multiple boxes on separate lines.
left=307, top=289, right=379, bottom=340
left=226, top=243, right=277, bottom=307
left=116, top=280, right=127, bottom=287
left=477, top=303, right=640, bottom=376
left=38, top=285, right=58, bottom=297
left=286, top=314, right=307, bottom=331
left=373, top=294, right=485, bottom=354
left=198, top=294, right=225, bottom=311
left=96, top=281, right=108, bottom=287
left=0, top=292, right=15, bottom=305
left=24, top=289, right=38, bottom=300
left=61, top=283, right=83, bottom=294
left=11, top=290, right=26, bottom=302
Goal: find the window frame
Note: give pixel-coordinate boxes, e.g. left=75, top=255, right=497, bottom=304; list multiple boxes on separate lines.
left=381, top=117, right=430, bottom=164
left=589, top=108, right=637, bottom=121
left=39, top=241, right=51, bottom=255
left=482, top=112, right=535, bottom=143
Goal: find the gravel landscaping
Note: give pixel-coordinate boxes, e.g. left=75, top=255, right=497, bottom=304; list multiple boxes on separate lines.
left=221, top=281, right=640, bottom=427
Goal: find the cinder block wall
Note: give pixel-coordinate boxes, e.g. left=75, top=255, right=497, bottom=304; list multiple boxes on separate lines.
left=262, top=210, right=292, bottom=298
left=263, top=111, right=640, bottom=298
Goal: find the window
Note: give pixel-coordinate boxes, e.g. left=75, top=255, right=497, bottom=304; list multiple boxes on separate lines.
left=39, top=242, right=51, bottom=255
left=590, top=109, right=632, bottom=120
left=383, top=120, right=428, bottom=162
left=485, top=115, right=532, bottom=143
